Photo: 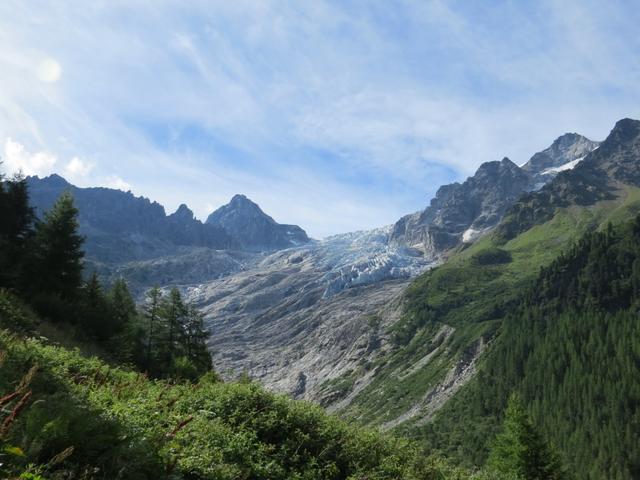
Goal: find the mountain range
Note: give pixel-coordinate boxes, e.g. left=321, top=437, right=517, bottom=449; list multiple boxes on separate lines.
left=21, top=117, right=640, bottom=479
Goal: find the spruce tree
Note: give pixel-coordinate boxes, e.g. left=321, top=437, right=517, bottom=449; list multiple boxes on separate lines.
left=163, top=287, right=187, bottom=366
left=27, top=191, right=84, bottom=300
left=109, top=278, right=142, bottom=363
left=487, top=394, right=566, bottom=479
left=184, top=305, right=212, bottom=375
left=143, top=286, right=163, bottom=372
left=80, top=272, right=115, bottom=341
left=0, top=171, right=35, bottom=289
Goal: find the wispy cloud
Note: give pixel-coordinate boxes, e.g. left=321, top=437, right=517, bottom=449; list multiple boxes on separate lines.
left=0, top=0, right=639, bottom=237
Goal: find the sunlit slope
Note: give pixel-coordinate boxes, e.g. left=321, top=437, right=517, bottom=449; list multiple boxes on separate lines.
left=327, top=185, right=640, bottom=433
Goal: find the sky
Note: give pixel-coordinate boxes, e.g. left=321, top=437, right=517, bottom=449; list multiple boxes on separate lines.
left=1, top=1, right=639, bottom=238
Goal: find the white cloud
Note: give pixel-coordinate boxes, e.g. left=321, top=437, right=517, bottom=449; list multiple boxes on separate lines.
left=37, top=58, right=62, bottom=83
left=0, top=1, right=638, bottom=236
left=104, top=175, right=131, bottom=192
left=64, top=156, right=93, bottom=179
left=2, top=137, right=57, bottom=176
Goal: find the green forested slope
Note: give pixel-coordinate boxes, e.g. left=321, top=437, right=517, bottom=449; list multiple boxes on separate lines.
left=336, top=189, right=639, bottom=427
left=413, top=215, right=640, bottom=479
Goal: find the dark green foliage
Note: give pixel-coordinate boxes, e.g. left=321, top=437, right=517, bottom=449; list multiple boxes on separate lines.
left=420, top=217, right=640, bottom=479
left=471, top=247, right=512, bottom=266
left=1, top=163, right=211, bottom=381
left=487, top=395, right=565, bottom=479
left=25, top=191, right=84, bottom=302
left=107, top=278, right=141, bottom=363
left=140, top=287, right=212, bottom=379
left=0, top=172, right=35, bottom=290
left=79, top=273, right=118, bottom=341
left=0, top=290, right=37, bottom=333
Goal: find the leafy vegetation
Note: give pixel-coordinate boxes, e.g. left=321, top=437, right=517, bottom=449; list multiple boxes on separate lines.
left=487, top=395, right=566, bottom=480
left=0, top=322, right=516, bottom=479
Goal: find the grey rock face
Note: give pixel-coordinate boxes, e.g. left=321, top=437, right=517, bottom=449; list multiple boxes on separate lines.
left=26, top=177, right=310, bottom=267
left=497, top=118, right=640, bottom=240
left=522, top=133, right=600, bottom=177
left=390, top=133, right=599, bottom=253
left=206, top=194, right=310, bottom=251
left=390, top=158, right=534, bottom=252
left=183, top=227, right=435, bottom=401
left=584, top=118, right=640, bottom=185
left=27, top=175, right=236, bottom=263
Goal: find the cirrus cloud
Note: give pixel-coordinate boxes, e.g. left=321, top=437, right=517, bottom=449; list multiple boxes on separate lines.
left=0, top=1, right=639, bottom=237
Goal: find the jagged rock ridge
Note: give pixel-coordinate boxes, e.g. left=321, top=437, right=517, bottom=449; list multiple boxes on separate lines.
left=390, top=133, right=599, bottom=253
left=522, top=132, right=600, bottom=178
left=206, top=194, right=310, bottom=251
left=498, top=118, right=640, bottom=240
left=26, top=176, right=310, bottom=263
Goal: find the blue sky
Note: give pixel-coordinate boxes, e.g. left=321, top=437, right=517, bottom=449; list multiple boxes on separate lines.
left=1, top=1, right=639, bottom=238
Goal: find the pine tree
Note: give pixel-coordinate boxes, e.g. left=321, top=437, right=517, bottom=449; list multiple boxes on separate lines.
left=487, top=394, right=566, bottom=479
left=184, top=305, right=212, bottom=375
left=143, top=286, right=163, bottom=372
left=0, top=171, right=35, bottom=289
left=109, top=278, right=142, bottom=363
left=80, top=272, right=119, bottom=341
left=26, top=191, right=84, bottom=300
left=163, top=288, right=187, bottom=366
left=109, top=279, right=136, bottom=328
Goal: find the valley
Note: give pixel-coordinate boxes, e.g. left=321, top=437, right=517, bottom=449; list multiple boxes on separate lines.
left=5, top=117, right=639, bottom=478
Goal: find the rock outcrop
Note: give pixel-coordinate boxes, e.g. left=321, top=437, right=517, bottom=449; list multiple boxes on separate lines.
left=206, top=194, right=310, bottom=251
left=390, top=133, right=599, bottom=253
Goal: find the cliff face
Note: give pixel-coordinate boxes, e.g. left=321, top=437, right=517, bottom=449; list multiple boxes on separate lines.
left=390, top=133, right=599, bottom=254
left=26, top=177, right=310, bottom=264
left=206, top=194, right=310, bottom=251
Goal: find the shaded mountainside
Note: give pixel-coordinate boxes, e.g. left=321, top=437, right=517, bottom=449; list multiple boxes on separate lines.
left=27, top=175, right=234, bottom=262
left=391, top=157, right=533, bottom=253
left=26, top=176, right=311, bottom=288
left=206, top=194, right=310, bottom=251
left=414, top=214, right=640, bottom=480
left=497, top=118, right=640, bottom=241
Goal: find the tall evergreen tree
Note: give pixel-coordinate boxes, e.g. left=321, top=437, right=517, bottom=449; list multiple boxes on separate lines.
left=143, top=286, right=163, bottom=372
left=26, top=191, right=84, bottom=300
left=487, top=395, right=566, bottom=480
left=163, top=287, right=187, bottom=365
left=184, top=305, right=212, bottom=374
left=80, top=272, right=117, bottom=341
left=0, top=171, right=35, bottom=289
left=108, top=278, right=142, bottom=363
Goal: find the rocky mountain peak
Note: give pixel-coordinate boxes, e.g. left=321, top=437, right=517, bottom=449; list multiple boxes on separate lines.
left=170, top=203, right=195, bottom=221
left=207, top=194, right=276, bottom=225
left=581, top=117, right=640, bottom=185
left=474, top=157, right=521, bottom=179
left=522, top=132, right=599, bottom=176
left=38, top=173, right=72, bottom=188
left=598, top=118, right=640, bottom=151
left=206, top=195, right=310, bottom=251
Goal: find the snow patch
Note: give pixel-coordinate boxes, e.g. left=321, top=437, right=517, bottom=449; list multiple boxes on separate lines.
left=541, top=156, right=584, bottom=175
left=462, top=228, right=480, bottom=243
